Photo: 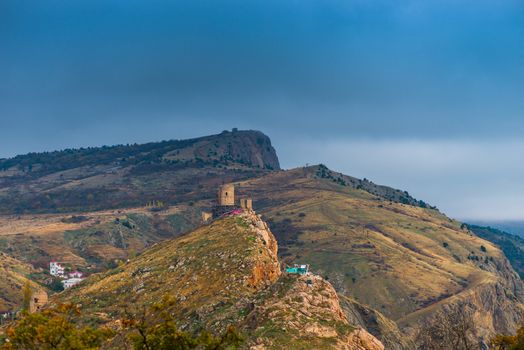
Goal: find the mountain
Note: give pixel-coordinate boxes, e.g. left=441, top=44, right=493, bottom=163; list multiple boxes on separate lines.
left=2, top=129, right=524, bottom=348
left=0, top=206, right=202, bottom=272
left=467, top=224, right=524, bottom=279
left=0, top=129, right=279, bottom=214
left=54, top=211, right=384, bottom=350
left=230, top=166, right=524, bottom=343
left=469, top=221, right=524, bottom=239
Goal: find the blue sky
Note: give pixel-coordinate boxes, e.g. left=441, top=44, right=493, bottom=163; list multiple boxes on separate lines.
left=2, top=0, right=524, bottom=220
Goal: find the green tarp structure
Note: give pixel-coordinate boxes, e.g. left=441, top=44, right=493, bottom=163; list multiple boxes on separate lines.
left=285, top=264, right=309, bottom=275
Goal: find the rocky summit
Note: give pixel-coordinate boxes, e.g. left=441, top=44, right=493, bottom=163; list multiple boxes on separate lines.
left=55, top=210, right=383, bottom=349
left=2, top=130, right=524, bottom=349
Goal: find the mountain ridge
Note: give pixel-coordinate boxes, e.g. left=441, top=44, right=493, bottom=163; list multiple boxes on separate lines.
left=1, top=130, right=524, bottom=348
left=52, top=210, right=384, bottom=349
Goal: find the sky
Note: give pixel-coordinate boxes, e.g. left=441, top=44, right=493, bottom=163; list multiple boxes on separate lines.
left=1, top=0, right=524, bottom=220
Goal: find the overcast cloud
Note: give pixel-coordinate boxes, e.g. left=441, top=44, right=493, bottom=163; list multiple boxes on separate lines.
left=1, top=0, right=524, bottom=220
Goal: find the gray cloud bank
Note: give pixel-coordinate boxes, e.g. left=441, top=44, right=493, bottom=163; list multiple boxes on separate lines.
left=276, top=138, right=524, bottom=221
left=1, top=0, right=524, bottom=220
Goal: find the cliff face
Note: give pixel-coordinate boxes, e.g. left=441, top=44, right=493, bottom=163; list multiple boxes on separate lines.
left=341, top=296, right=415, bottom=350
left=234, top=167, right=524, bottom=345
left=0, top=129, right=279, bottom=214
left=245, top=274, right=384, bottom=350
left=55, top=211, right=382, bottom=349
left=190, top=129, right=281, bottom=170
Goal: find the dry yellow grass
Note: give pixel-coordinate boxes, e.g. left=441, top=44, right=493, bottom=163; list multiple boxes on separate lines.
left=233, top=167, right=519, bottom=329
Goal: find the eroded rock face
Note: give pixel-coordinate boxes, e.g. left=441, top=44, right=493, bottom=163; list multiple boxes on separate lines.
left=241, top=212, right=281, bottom=290
left=406, top=255, right=524, bottom=347
left=348, top=329, right=387, bottom=350
left=57, top=212, right=385, bottom=349
left=341, top=296, right=414, bottom=350
left=243, top=274, right=384, bottom=350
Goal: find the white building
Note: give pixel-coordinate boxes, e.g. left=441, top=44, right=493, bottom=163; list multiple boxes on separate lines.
left=62, top=278, right=84, bottom=289
left=49, top=261, right=65, bottom=277
left=69, top=271, right=83, bottom=279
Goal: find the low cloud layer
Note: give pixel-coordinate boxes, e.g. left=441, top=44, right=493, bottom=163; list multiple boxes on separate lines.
left=2, top=0, right=524, bottom=220
left=277, top=138, right=524, bottom=221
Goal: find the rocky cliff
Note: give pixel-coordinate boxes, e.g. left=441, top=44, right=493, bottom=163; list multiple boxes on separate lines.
left=55, top=210, right=383, bottom=349
left=341, top=296, right=415, bottom=350
left=233, top=166, right=524, bottom=346
left=0, top=129, right=279, bottom=214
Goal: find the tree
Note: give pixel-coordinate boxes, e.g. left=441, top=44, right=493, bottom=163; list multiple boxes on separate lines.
left=21, top=280, right=32, bottom=312
left=1, top=303, right=112, bottom=350
left=2, top=296, right=243, bottom=350
left=491, top=326, right=524, bottom=350
left=416, top=304, right=478, bottom=350
left=122, top=295, right=243, bottom=350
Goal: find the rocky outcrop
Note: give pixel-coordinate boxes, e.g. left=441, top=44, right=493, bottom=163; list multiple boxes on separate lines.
left=56, top=212, right=383, bottom=349
left=243, top=274, right=384, bottom=350
left=404, top=254, right=524, bottom=346
left=207, top=130, right=281, bottom=170
left=341, top=296, right=414, bottom=350
left=241, top=211, right=281, bottom=290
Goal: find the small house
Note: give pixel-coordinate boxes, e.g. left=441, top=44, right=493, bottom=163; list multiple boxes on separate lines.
left=69, top=271, right=83, bottom=279
left=49, top=261, right=65, bottom=277
left=62, top=277, right=84, bottom=289
left=285, top=264, right=310, bottom=275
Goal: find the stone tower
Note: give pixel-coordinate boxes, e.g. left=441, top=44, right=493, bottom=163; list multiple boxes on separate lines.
left=240, top=198, right=253, bottom=210
left=218, top=184, right=235, bottom=206
left=29, top=289, right=48, bottom=313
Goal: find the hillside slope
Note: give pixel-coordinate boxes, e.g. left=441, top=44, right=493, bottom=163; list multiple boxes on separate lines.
left=467, top=224, right=524, bottom=279
left=231, top=166, right=524, bottom=341
left=0, top=129, right=278, bottom=214
left=0, top=253, right=40, bottom=313
left=0, top=205, right=201, bottom=272
left=2, top=131, right=524, bottom=347
left=55, top=211, right=383, bottom=349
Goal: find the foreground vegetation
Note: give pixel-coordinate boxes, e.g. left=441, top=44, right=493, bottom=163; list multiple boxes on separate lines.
left=491, top=327, right=524, bottom=350
left=0, top=298, right=242, bottom=350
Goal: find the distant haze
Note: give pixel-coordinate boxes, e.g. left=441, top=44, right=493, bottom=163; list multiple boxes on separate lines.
left=2, top=0, right=524, bottom=220
left=468, top=221, right=524, bottom=238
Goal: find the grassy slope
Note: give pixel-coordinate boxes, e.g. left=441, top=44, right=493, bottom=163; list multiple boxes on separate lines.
left=56, top=214, right=281, bottom=331
left=3, top=164, right=520, bottom=337
left=0, top=206, right=203, bottom=270
left=0, top=253, right=39, bottom=313
left=0, top=130, right=277, bottom=215
left=55, top=213, right=377, bottom=349
left=235, top=166, right=509, bottom=324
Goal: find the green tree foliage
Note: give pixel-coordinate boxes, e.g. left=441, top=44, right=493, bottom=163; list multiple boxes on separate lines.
left=1, top=296, right=243, bottom=350
left=1, top=303, right=112, bottom=350
left=122, top=295, right=243, bottom=350
left=21, top=281, right=32, bottom=312
left=491, top=326, right=524, bottom=350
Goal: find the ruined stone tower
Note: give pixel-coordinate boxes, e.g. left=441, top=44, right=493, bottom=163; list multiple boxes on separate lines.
left=208, top=183, right=254, bottom=219
left=240, top=198, right=253, bottom=210
left=218, top=184, right=235, bottom=206
left=29, top=289, right=48, bottom=313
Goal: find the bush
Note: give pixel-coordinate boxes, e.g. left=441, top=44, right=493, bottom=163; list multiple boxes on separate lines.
left=491, top=326, right=524, bottom=350
left=1, top=297, right=243, bottom=350
left=1, top=303, right=112, bottom=349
